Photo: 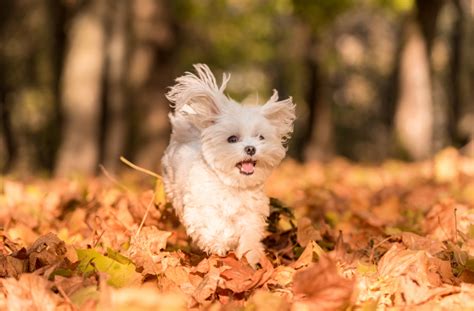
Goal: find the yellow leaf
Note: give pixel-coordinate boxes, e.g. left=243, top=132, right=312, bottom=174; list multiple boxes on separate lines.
left=154, top=177, right=167, bottom=207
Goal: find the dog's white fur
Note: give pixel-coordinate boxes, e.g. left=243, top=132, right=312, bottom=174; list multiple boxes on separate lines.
left=161, top=64, right=295, bottom=266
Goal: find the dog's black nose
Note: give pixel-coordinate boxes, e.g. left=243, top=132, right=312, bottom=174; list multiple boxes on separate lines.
left=244, top=146, right=256, bottom=156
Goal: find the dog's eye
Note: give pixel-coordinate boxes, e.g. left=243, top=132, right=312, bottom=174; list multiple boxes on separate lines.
left=227, top=135, right=239, bottom=143
left=259, top=135, right=265, bottom=141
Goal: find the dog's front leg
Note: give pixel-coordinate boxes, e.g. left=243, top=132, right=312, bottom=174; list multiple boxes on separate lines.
left=235, top=216, right=266, bottom=267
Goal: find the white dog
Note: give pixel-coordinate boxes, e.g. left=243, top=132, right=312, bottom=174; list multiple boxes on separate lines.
left=161, top=64, right=295, bottom=266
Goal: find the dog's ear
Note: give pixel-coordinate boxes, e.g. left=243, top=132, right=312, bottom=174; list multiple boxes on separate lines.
left=262, top=90, right=296, bottom=143
left=166, top=64, right=230, bottom=129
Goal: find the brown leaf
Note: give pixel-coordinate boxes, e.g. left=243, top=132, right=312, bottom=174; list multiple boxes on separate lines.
left=424, top=200, right=457, bottom=241
left=1, top=274, right=64, bottom=311
left=54, top=275, right=97, bottom=297
left=296, top=217, right=322, bottom=247
left=377, top=244, right=457, bottom=304
left=267, top=266, right=296, bottom=288
left=192, top=256, right=228, bottom=304
left=378, top=244, right=455, bottom=284
left=401, top=232, right=445, bottom=255
left=370, top=195, right=401, bottom=226
left=423, top=200, right=474, bottom=242
left=127, top=226, right=172, bottom=274
left=192, top=272, right=219, bottom=304
left=293, top=256, right=354, bottom=311
left=291, top=240, right=325, bottom=269
left=218, top=253, right=273, bottom=293
left=129, top=226, right=171, bottom=254
left=127, top=190, right=162, bottom=225
left=27, top=233, right=67, bottom=272
left=0, top=254, right=27, bottom=278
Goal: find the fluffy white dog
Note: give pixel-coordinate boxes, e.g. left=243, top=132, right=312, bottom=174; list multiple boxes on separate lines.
left=161, top=64, right=295, bottom=266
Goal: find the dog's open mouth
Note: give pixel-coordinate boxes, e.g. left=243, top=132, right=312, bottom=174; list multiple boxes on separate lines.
left=236, top=160, right=256, bottom=175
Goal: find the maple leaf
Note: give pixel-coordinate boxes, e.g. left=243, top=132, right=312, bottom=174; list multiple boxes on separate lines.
left=293, top=255, right=355, bottom=311
left=377, top=244, right=457, bottom=305
left=218, top=253, right=273, bottom=293
left=127, top=226, right=173, bottom=275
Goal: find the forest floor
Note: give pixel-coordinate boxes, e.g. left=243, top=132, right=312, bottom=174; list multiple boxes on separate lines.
left=1, top=148, right=474, bottom=310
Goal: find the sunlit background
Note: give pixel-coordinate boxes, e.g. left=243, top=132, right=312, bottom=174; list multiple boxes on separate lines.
left=1, top=0, right=473, bottom=177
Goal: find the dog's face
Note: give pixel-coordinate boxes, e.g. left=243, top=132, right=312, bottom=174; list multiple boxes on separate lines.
left=201, top=97, right=294, bottom=188
left=166, top=65, right=296, bottom=188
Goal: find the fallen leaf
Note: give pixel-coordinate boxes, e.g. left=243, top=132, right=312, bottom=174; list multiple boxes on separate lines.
left=76, top=248, right=141, bottom=288
left=400, top=232, right=445, bottom=255
left=218, top=254, right=271, bottom=293
left=293, top=256, right=355, bottom=311
left=154, top=178, right=167, bottom=208
left=296, top=217, right=322, bottom=247
left=0, top=254, right=27, bottom=278
left=127, top=226, right=172, bottom=275
left=377, top=244, right=457, bottom=304
left=27, top=233, right=67, bottom=272
left=266, top=265, right=296, bottom=288
left=291, top=240, right=325, bottom=269
left=1, top=274, right=64, bottom=311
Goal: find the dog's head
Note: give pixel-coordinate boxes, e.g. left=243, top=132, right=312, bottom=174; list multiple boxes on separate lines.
left=167, top=64, right=296, bottom=188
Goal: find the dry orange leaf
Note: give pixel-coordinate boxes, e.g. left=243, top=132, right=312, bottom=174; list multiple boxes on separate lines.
left=293, top=256, right=355, bottom=311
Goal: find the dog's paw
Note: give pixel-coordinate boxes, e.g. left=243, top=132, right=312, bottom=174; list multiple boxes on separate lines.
left=214, top=248, right=228, bottom=257
left=243, top=249, right=264, bottom=268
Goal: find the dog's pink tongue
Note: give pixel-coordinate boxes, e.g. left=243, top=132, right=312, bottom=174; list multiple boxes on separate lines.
left=241, top=162, right=255, bottom=174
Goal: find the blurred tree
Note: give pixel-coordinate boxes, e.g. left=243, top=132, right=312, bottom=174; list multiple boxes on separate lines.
left=394, top=16, right=435, bottom=159
left=328, top=8, right=400, bottom=161
left=293, top=0, right=354, bottom=161
left=101, top=0, right=129, bottom=173
left=0, top=0, right=63, bottom=175
left=451, top=0, right=474, bottom=154
left=126, top=0, right=177, bottom=172
left=2, top=0, right=472, bottom=176
left=55, top=0, right=179, bottom=176
left=55, top=0, right=108, bottom=176
left=390, top=0, right=469, bottom=159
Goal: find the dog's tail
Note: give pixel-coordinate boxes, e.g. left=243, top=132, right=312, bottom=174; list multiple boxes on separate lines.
left=166, top=64, right=230, bottom=138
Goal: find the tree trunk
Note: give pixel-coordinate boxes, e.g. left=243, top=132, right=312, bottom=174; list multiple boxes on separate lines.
left=55, top=1, right=108, bottom=176
left=394, top=18, right=434, bottom=160
left=303, top=35, right=334, bottom=161
left=452, top=0, right=474, bottom=154
left=0, top=1, right=62, bottom=175
left=0, top=91, right=14, bottom=173
left=125, top=0, right=176, bottom=172
left=101, top=0, right=129, bottom=173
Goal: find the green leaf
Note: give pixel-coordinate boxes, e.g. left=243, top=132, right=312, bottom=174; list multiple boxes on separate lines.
left=48, top=268, right=73, bottom=280
left=76, top=248, right=141, bottom=288
left=106, top=247, right=134, bottom=265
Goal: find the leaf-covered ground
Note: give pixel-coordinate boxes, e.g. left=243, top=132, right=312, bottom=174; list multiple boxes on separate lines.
left=1, top=148, right=474, bottom=310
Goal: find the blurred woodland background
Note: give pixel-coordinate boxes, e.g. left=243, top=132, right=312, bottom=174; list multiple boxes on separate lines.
left=0, top=0, right=473, bottom=177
